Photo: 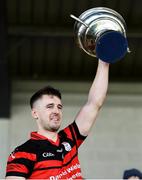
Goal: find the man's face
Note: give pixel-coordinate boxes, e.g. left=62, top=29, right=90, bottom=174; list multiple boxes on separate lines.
left=32, top=95, right=63, bottom=132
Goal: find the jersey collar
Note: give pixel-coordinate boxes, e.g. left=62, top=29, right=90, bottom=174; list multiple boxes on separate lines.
left=31, top=132, right=60, bottom=146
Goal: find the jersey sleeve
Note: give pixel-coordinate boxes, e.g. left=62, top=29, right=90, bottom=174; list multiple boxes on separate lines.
left=6, top=147, right=36, bottom=178
left=62, top=121, right=87, bottom=149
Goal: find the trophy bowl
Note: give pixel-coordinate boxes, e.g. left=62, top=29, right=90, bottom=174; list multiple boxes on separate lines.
left=71, top=7, right=129, bottom=63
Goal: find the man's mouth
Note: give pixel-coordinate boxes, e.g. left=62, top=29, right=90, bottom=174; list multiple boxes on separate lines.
left=52, top=117, right=59, bottom=121
left=50, top=114, right=60, bottom=122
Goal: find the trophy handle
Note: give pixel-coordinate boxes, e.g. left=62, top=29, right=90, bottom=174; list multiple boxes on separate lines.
left=70, top=14, right=89, bottom=28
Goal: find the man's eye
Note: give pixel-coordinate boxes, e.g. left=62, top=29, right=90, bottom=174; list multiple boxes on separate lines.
left=58, top=105, right=63, bottom=110
left=46, top=105, right=53, bottom=108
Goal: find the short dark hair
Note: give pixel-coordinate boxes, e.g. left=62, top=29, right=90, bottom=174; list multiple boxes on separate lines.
left=30, top=86, right=61, bottom=108
left=123, top=168, right=142, bottom=179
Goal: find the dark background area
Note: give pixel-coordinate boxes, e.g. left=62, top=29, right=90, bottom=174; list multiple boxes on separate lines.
left=6, top=0, right=142, bottom=81
left=1, top=0, right=142, bottom=117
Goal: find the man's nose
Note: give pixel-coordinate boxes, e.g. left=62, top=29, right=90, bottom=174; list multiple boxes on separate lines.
left=53, top=106, right=60, bottom=113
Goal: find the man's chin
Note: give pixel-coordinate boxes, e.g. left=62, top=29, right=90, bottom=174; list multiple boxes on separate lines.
left=50, top=125, right=60, bottom=132
left=44, top=123, right=61, bottom=132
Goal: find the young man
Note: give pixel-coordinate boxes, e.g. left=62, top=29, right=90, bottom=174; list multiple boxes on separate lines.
left=5, top=60, right=109, bottom=179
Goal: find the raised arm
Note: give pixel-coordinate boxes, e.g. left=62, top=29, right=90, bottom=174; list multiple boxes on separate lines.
left=75, top=60, right=109, bottom=136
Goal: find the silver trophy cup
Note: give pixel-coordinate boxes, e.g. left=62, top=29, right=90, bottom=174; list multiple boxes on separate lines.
left=70, top=7, right=129, bottom=63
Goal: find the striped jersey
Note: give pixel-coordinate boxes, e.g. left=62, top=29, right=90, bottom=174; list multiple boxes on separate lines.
left=6, top=121, right=86, bottom=179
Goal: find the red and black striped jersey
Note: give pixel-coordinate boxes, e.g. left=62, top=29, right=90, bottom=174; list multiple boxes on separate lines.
left=6, top=121, right=87, bottom=179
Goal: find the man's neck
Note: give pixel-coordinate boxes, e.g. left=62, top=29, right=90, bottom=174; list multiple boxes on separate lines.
left=37, top=129, right=58, bottom=142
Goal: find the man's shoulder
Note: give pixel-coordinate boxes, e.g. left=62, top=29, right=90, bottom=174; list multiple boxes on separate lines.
left=58, top=122, right=75, bottom=139
left=58, top=123, right=71, bottom=135
left=7, top=139, right=37, bottom=165
left=13, top=139, right=38, bottom=153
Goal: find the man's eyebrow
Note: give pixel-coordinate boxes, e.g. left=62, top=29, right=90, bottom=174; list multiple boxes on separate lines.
left=45, top=103, right=54, bottom=107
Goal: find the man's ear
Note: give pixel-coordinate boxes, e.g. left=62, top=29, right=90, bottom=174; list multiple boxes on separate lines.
left=31, top=109, right=38, bottom=119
